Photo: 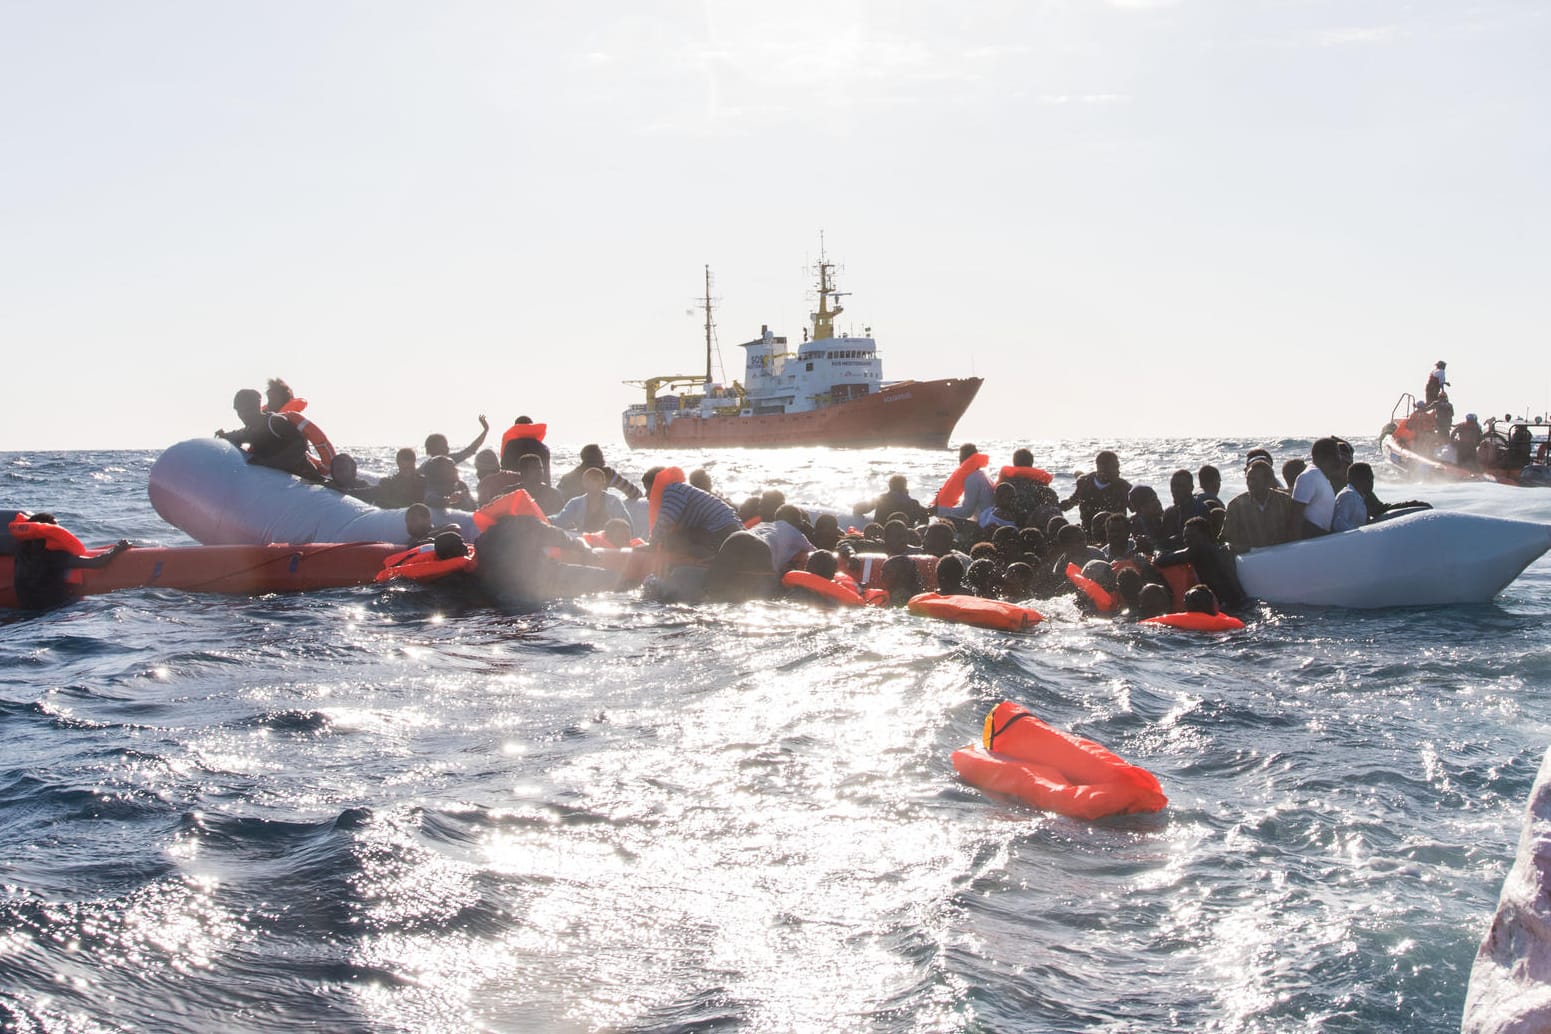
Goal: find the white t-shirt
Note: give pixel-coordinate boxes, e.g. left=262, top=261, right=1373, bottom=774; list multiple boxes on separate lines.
left=1291, top=467, right=1337, bottom=531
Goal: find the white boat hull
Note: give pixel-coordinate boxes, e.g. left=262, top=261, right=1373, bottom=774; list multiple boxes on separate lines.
left=1463, top=745, right=1551, bottom=1034
left=149, top=437, right=476, bottom=546
left=1235, top=508, right=1550, bottom=608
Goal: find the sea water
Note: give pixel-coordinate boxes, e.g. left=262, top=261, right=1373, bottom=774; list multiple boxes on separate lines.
left=2, top=438, right=1548, bottom=1033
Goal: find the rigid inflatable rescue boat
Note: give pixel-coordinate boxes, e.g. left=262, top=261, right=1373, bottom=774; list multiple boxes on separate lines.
left=1234, top=508, right=1551, bottom=608
left=951, top=701, right=1167, bottom=820
left=150, top=437, right=477, bottom=546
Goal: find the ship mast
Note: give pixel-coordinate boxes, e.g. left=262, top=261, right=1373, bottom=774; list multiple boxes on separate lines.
left=809, top=234, right=846, bottom=342
left=702, top=264, right=714, bottom=385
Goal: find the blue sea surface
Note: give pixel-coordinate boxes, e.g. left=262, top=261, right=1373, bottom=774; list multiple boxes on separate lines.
left=2, top=439, right=1548, bottom=1033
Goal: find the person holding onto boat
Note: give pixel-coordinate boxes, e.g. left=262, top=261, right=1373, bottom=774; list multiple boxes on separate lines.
left=9, top=514, right=131, bottom=611
left=1062, top=451, right=1132, bottom=534
left=1425, top=361, right=1448, bottom=404
left=1156, top=517, right=1246, bottom=610
left=556, top=445, right=642, bottom=503
left=216, top=388, right=320, bottom=480
left=323, top=454, right=375, bottom=501
left=422, top=456, right=474, bottom=510
left=749, top=505, right=815, bottom=574
left=553, top=467, right=636, bottom=536
left=374, top=448, right=428, bottom=509
left=1288, top=438, right=1342, bottom=539
left=421, top=417, right=489, bottom=470
left=402, top=503, right=462, bottom=546
left=642, top=467, right=744, bottom=556
left=1221, top=460, right=1293, bottom=553
left=854, top=475, right=929, bottom=525
left=1340, top=462, right=1431, bottom=526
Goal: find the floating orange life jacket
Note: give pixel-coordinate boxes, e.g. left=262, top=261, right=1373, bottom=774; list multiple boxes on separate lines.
left=375, top=543, right=477, bottom=583
left=782, top=569, right=868, bottom=607
left=1140, top=611, right=1245, bottom=633
left=951, top=700, right=1168, bottom=820
left=934, top=453, right=990, bottom=508
left=271, top=404, right=337, bottom=476
left=907, top=591, right=1043, bottom=631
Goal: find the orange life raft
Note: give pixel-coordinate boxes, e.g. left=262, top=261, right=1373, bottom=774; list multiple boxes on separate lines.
left=951, top=700, right=1168, bottom=820
left=907, top=592, right=1043, bottom=631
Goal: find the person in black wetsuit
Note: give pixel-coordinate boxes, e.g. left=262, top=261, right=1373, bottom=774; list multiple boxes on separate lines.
left=10, top=514, right=131, bottom=610
left=216, top=389, right=318, bottom=480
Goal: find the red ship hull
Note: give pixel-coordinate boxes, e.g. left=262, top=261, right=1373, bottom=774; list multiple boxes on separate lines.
left=624, top=377, right=983, bottom=450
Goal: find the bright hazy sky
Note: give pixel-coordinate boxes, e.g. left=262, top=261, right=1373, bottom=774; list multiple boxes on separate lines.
left=3, top=1, right=1547, bottom=452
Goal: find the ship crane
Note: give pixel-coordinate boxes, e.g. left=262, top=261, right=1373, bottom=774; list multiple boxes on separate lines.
left=623, top=374, right=707, bottom=406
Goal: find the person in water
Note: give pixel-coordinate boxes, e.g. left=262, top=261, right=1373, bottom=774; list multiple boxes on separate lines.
left=516, top=453, right=565, bottom=515
left=554, top=467, right=637, bottom=536
left=601, top=518, right=635, bottom=548
left=1182, top=583, right=1221, bottom=616
left=1062, top=451, right=1132, bottom=534
left=324, top=454, right=375, bottom=500
left=422, top=416, right=490, bottom=469
left=642, top=467, right=743, bottom=556
left=977, top=482, right=1023, bottom=532
left=422, top=457, right=474, bottom=510
left=1289, top=438, right=1342, bottom=540
left=1156, top=516, right=1246, bottom=610
left=473, top=514, right=613, bottom=607
left=1126, top=485, right=1167, bottom=552
left=935, top=554, right=967, bottom=596
left=936, top=442, right=997, bottom=521
left=374, top=448, right=427, bottom=509
left=402, top=503, right=461, bottom=546
left=1136, top=582, right=1171, bottom=619
left=1221, top=459, right=1293, bottom=553
left=854, top=475, right=929, bottom=525
left=217, top=388, right=319, bottom=480
left=9, top=514, right=132, bottom=610
left=556, top=444, right=642, bottom=503
left=1158, top=469, right=1209, bottom=551
left=749, top=504, right=815, bottom=574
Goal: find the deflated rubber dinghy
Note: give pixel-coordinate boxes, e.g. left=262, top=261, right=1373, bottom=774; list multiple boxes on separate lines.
left=1462, top=744, right=1551, bottom=1034
left=1235, top=509, right=1551, bottom=609
left=951, top=700, right=1167, bottom=821
left=150, top=437, right=476, bottom=546
left=0, top=542, right=403, bottom=608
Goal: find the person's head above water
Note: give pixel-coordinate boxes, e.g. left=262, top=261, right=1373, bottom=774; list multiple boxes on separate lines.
left=922, top=521, right=955, bottom=557
left=1183, top=583, right=1219, bottom=615
left=1198, top=465, right=1221, bottom=497
left=602, top=517, right=633, bottom=547
left=1182, top=515, right=1213, bottom=549
left=424, top=456, right=459, bottom=492
left=474, top=449, right=500, bottom=480
left=1127, top=485, right=1161, bottom=518
left=1169, top=469, right=1194, bottom=505
left=689, top=468, right=713, bottom=493
left=993, top=482, right=1017, bottom=509
left=1094, top=451, right=1120, bottom=481
left=432, top=530, right=468, bottom=561
left=330, top=454, right=358, bottom=483
left=405, top=503, right=433, bottom=540
left=1105, top=512, right=1131, bottom=551
left=395, top=447, right=417, bottom=474
left=425, top=433, right=450, bottom=457
left=1137, top=582, right=1170, bottom=619
left=517, top=453, right=547, bottom=486
left=805, top=549, right=839, bottom=580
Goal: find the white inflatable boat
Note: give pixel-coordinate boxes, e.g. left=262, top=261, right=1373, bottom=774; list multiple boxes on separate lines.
left=150, top=437, right=477, bottom=546
left=1235, top=508, right=1551, bottom=609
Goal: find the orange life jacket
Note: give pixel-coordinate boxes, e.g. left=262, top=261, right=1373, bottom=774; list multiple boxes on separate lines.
left=934, top=453, right=990, bottom=508
left=472, top=489, right=549, bottom=533
left=999, top=465, right=1054, bottom=486
left=1065, top=562, right=1118, bottom=613
left=273, top=405, right=337, bottom=476
left=782, top=569, right=867, bottom=607
left=848, top=552, right=939, bottom=592
left=648, top=467, right=686, bottom=535
left=7, top=515, right=88, bottom=557
left=1158, top=563, right=1197, bottom=611
left=500, top=423, right=548, bottom=452
left=374, top=543, right=477, bottom=583
left=1140, top=611, right=1245, bottom=633
left=907, top=591, right=1044, bottom=631
left=951, top=700, right=1168, bottom=820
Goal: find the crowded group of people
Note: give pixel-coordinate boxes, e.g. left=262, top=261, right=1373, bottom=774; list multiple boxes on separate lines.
left=203, top=378, right=1429, bottom=615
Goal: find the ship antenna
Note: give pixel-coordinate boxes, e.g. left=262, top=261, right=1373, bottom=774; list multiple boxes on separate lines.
left=703, top=264, right=714, bottom=386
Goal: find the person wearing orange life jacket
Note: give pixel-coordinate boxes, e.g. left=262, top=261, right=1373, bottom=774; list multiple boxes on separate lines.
left=935, top=443, right=997, bottom=521
left=1155, top=516, right=1246, bottom=610
left=9, top=513, right=131, bottom=610
left=260, top=378, right=338, bottom=476
left=642, top=466, right=742, bottom=556
left=999, top=447, right=1062, bottom=527
left=217, top=388, right=319, bottom=481
left=498, top=416, right=550, bottom=483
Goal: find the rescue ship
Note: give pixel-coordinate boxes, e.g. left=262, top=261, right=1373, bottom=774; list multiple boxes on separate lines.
left=622, top=256, right=982, bottom=449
